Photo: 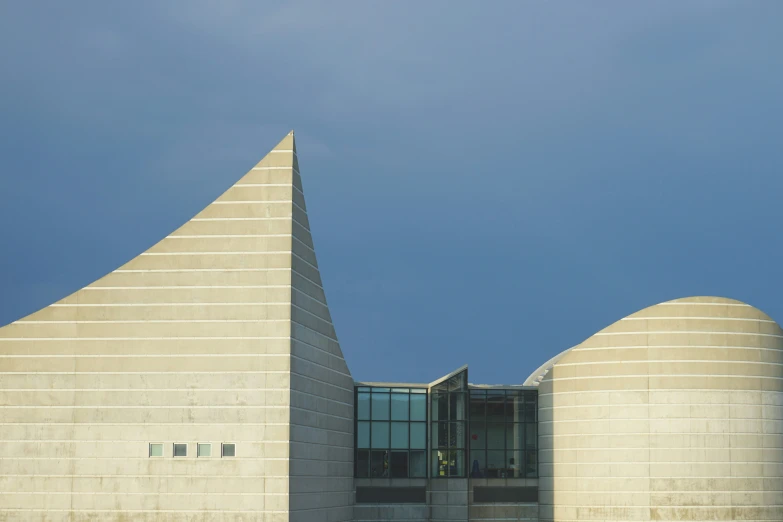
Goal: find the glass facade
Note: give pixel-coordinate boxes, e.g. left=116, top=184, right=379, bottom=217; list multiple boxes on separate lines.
left=355, top=387, right=428, bottom=478
left=430, top=370, right=468, bottom=478
left=354, top=373, right=538, bottom=479
left=468, top=389, right=537, bottom=478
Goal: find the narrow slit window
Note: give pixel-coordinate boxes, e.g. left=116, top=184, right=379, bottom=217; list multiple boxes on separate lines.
left=173, top=443, right=187, bottom=457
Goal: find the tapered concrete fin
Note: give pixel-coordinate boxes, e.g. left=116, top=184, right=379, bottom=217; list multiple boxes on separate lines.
left=0, top=131, right=355, bottom=521
left=252, top=130, right=296, bottom=170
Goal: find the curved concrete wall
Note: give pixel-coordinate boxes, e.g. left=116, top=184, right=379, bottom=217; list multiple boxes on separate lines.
left=538, top=296, right=783, bottom=522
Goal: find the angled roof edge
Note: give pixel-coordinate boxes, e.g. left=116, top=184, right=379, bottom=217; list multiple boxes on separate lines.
left=428, top=364, right=469, bottom=388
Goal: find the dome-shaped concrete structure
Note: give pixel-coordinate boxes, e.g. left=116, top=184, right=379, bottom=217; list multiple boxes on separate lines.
left=538, top=296, right=783, bottom=522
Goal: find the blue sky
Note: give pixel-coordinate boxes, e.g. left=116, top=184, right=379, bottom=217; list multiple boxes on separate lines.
left=1, top=1, right=782, bottom=384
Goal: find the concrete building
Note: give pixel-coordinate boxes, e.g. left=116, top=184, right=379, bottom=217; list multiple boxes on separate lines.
left=1, top=132, right=781, bottom=521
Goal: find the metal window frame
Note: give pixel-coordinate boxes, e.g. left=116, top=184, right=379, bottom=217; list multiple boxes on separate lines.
left=430, top=368, right=469, bottom=478
left=354, top=386, right=429, bottom=479
left=467, top=388, right=539, bottom=479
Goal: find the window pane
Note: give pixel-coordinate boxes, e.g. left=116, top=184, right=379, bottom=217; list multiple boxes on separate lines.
left=391, top=394, right=409, bottom=421
left=390, top=451, right=409, bottom=478
left=507, top=423, right=523, bottom=451
left=410, top=423, right=426, bottom=449
left=507, top=391, right=523, bottom=422
left=524, top=402, right=536, bottom=423
left=507, top=450, right=523, bottom=478
left=371, top=393, right=390, bottom=420
left=356, top=450, right=370, bottom=477
left=433, top=450, right=445, bottom=477
left=487, top=423, right=505, bottom=449
left=410, top=450, right=426, bottom=477
left=433, top=449, right=463, bottom=477
left=486, top=450, right=505, bottom=477
left=149, top=443, right=163, bottom=457
left=526, top=424, right=537, bottom=449
left=357, top=392, right=370, bottom=420
left=371, top=422, right=390, bottom=448
left=357, top=421, right=370, bottom=448
left=411, top=388, right=427, bottom=394
left=173, top=443, right=187, bottom=457
left=487, top=392, right=505, bottom=422
left=197, top=443, right=211, bottom=457
left=470, top=422, right=486, bottom=450
left=410, top=394, right=426, bottom=421
left=469, top=450, right=486, bottom=478
left=437, top=394, right=449, bottom=421
left=449, top=422, right=465, bottom=448
left=469, top=391, right=486, bottom=420
left=391, top=422, right=409, bottom=449
left=504, top=392, right=514, bottom=418
left=448, top=370, right=467, bottom=391
left=525, top=450, right=538, bottom=477
left=222, top=443, right=235, bottom=457
left=515, top=392, right=527, bottom=417
left=371, top=451, right=388, bottom=478
left=433, top=421, right=448, bottom=448
left=449, top=393, right=465, bottom=421
left=450, top=450, right=465, bottom=477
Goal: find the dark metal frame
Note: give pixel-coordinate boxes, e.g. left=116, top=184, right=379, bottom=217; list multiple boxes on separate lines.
left=354, top=386, right=428, bottom=479
left=429, top=368, right=469, bottom=478
left=466, top=389, right=539, bottom=478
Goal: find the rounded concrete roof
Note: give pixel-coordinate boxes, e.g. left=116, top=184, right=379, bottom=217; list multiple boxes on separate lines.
left=523, top=296, right=780, bottom=386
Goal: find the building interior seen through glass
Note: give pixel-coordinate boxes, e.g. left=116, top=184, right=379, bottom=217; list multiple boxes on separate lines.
left=430, top=370, right=468, bottom=477
left=468, top=389, right=537, bottom=478
left=355, top=387, right=428, bottom=478
left=354, top=372, right=538, bottom=479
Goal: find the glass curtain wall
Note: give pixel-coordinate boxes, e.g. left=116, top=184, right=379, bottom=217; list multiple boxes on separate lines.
left=355, top=387, right=427, bottom=478
left=430, top=370, right=468, bottom=477
left=468, top=389, right=537, bottom=478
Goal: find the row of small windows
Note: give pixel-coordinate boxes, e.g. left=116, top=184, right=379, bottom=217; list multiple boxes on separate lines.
left=149, top=443, right=236, bottom=458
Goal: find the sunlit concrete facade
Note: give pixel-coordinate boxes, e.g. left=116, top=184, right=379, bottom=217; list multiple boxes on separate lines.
left=0, top=132, right=354, bottom=522
left=1, top=133, right=782, bottom=522
left=536, top=297, right=783, bottom=522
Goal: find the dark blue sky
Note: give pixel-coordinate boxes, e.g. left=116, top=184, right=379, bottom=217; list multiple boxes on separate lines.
left=1, top=1, right=782, bottom=385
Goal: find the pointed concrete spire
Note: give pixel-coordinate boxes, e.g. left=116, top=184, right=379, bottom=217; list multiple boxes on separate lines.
left=252, top=130, right=296, bottom=170
left=0, top=131, right=354, bottom=519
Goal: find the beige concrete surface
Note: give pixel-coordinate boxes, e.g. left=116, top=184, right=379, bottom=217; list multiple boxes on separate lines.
left=0, top=131, right=354, bottom=522
left=538, top=296, right=783, bottom=522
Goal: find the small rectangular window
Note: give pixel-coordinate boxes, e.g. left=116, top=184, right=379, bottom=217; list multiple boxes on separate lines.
left=149, top=443, right=164, bottom=457
left=222, top=443, right=236, bottom=457
left=197, top=443, right=211, bottom=457
left=173, top=443, right=187, bottom=457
